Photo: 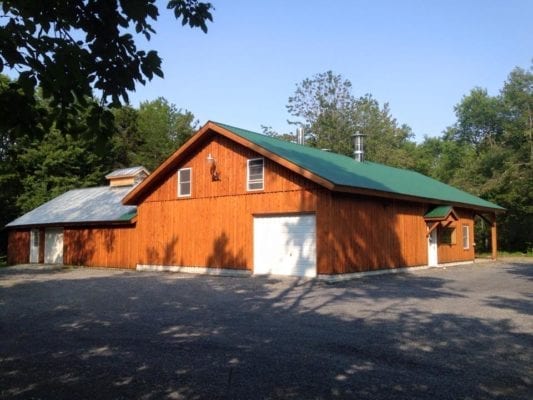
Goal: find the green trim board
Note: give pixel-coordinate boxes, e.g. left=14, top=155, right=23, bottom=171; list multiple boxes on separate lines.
left=214, top=122, right=503, bottom=211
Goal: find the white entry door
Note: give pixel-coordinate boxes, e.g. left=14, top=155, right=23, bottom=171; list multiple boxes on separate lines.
left=253, top=214, right=316, bottom=277
left=44, top=228, right=64, bottom=264
left=428, top=228, right=438, bottom=267
left=29, top=229, right=39, bottom=263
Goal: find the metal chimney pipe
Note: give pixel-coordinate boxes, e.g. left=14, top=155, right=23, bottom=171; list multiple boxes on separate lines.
left=352, top=131, right=365, bottom=162
left=296, top=127, right=305, bottom=145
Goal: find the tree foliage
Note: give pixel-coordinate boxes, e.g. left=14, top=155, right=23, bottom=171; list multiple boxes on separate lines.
left=286, top=67, right=532, bottom=252
left=0, top=0, right=212, bottom=105
left=0, top=74, right=197, bottom=255
left=286, top=71, right=415, bottom=168
left=417, top=65, right=532, bottom=252
left=112, top=97, right=196, bottom=171
left=0, top=0, right=212, bottom=135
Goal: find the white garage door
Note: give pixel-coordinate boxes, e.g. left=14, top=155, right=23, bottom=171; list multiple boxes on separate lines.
left=44, top=228, right=64, bottom=264
left=253, top=214, right=316, bottom=277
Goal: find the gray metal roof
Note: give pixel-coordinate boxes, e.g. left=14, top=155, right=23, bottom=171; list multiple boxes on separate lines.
left=105, top=166, right=149, bottom=179
left=6, top=186, right=137, bottom=228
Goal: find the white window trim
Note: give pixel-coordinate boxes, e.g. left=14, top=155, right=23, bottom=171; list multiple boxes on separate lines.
left=462, top=224, right=470, bottom=250
left=247, top=158, right=264, bottom=191
left=177, top=167, right=192, bottom=197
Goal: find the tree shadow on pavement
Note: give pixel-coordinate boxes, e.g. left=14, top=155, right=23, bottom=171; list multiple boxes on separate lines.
left=0, top=266, right=531, bottom=400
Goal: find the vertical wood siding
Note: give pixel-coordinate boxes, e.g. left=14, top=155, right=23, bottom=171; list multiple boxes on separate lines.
left=316, top=192, right=428, bottom=274
left=136, top=190, right=318, bottom=269
left=143, top=135, right=316, bottom=203
left=437, top=208, right=475, bottom=263
left=8, top=134, right=479, bottom=273
left=64, top=225, right=138, bottom=269
left=132, top=134, right=320, bottom=269
left=7, top=230, right=30, bottom=265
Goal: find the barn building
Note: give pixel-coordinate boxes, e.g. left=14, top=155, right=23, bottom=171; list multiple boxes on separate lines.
left=6, top=122, right=503, bottom=278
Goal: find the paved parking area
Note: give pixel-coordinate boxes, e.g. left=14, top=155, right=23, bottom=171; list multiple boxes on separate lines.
left=1, top=260, right=532, bottom=399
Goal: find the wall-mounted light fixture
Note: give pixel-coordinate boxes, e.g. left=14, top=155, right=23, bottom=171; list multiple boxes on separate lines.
left=207, top=153, right=221, bottom=181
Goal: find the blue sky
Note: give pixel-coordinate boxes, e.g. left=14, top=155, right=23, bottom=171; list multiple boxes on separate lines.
left=129, top=0, right=532, bottom=142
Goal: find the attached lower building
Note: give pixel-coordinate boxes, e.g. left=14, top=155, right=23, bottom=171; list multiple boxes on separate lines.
left=6, top=122, right=503, bottom=277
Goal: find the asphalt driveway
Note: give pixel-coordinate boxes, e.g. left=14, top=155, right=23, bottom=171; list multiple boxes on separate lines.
left=1, top=260, right=532, bottom=400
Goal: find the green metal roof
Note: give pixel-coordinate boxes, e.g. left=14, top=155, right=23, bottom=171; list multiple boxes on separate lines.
left=424, top=205, right=455, bottom=219
left=117, top=209, right=138, bottom=221
left=215, top=122, right=503, bottom=211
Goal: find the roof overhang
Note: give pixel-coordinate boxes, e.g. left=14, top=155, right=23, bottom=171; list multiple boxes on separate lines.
left=424, top=205, right=459, bottom=221
left=5, top=217, right=137, bottom=230
left=105, top=166, right=149, bottom=180
left=122, top=121, right=507, bottom=214
left=335, top=185, right=505, bottom=214
left=123, top=121, right=337, bottom=205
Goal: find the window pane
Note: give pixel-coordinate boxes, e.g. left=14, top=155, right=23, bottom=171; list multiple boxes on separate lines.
left=463, top=225, right=469, bottom=249
left=439, top=227, right=456, bottom=245
left=180, top=169, right=191, bottom=182
left=180, top=182, right=190, bottom=195
left=247, top=159, right=264, bottom=191
left=178, top=168, right=191, bottom=197
left=32, top=231, right=39, bottom=246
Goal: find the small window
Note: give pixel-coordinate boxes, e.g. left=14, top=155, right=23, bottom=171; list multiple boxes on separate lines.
left=32, top=230, right=39, bottom=247
left=462, top=224, right=470, bottom=249
left=439, top=227, right=456, bottom=245
left=178, top=168, right=191, bottom=197
left=247, top=158, right=264, bottom=191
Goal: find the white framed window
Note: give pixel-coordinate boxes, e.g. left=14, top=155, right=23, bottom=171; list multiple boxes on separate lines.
left=32, top=229, right=39, bottom=247
left=462, top=224, right=470, bottom=249
left=247, top=158, right=264, bottom=191
left=178, top=168, right=192, bottom=197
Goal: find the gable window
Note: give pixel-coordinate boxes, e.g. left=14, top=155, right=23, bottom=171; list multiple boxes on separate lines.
left=247, top=158, right=264, bottom=191
left=178, top=168, right=192, bottom=197
left=462, top=224, right=470, bottom=249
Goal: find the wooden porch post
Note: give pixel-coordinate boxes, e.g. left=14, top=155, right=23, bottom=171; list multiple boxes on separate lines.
left=491, top=215, right=498, bottom=260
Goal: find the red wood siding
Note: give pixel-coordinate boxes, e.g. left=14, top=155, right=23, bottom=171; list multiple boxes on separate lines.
left=7, top=133, right=479, bottom=274
left=143, top=135, right=316, bottom=203
left=7, top=230, right=30, bottom=265
left=437, top=208, right=475, bottom=263
left=136, top=190, right=318, bottom=269
left=64, top=226, right=138, bottom=269
left=131, top=135, right=320, bottom=269
left=316, top=192, right=428, bottom=274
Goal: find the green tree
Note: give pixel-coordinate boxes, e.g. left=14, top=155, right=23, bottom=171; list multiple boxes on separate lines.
left=0, top=0, right=212, bottom=135
left=420, top=65, right=532, bottom=252
left=260, top=125, right=296, bottom=143
left=114, top=97, right=196, bottom=171
left=15, top=128, right=105, bottom=212
left=286, top=71, right=416, bottom=167
left=445, top=87, right=503, bottom=149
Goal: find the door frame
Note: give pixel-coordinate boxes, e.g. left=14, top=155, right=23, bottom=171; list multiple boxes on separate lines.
left=44, top=228, right=64, bottom=264
left=427, top=228, right=438, bottom=267
left=29, top=229, right=40, bottom=263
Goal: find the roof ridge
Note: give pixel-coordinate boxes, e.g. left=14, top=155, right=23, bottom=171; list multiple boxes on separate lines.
left=213, top=122, right=421, bottom=174
left=212, top=121, right=503, bottom=211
